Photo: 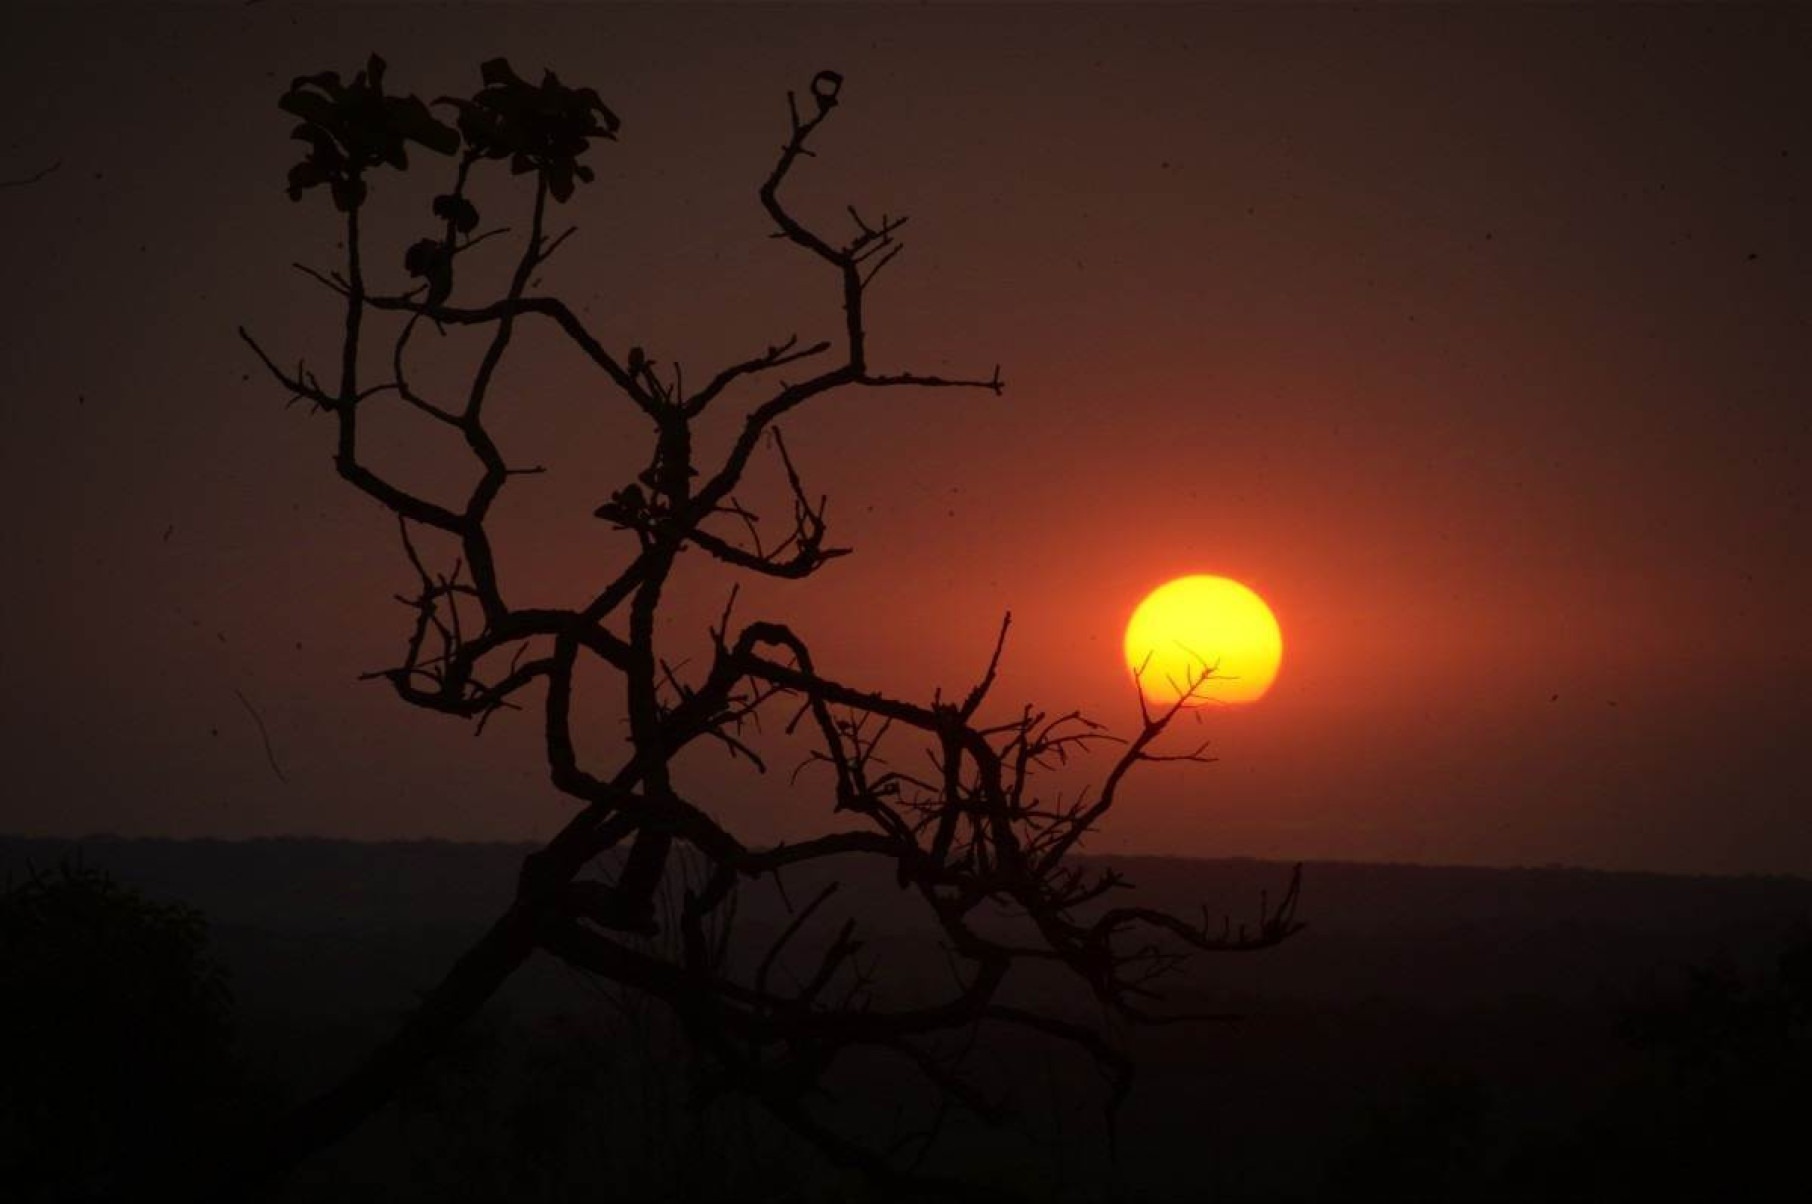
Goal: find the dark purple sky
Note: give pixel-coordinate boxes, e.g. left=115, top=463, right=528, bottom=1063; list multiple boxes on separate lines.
left=2, top=3, right=1807, bottom=874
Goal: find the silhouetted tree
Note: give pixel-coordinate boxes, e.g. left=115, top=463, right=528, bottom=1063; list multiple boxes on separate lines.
left=239, top=56, right=1301, bottom=1198
left=0, top=863, right=238, bottom=1201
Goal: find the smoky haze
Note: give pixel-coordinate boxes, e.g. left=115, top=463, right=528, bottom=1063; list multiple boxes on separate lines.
left=0, top=2, right=1807, bottom=874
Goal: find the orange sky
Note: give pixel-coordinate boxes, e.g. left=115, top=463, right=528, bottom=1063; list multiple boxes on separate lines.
left=1, top=3, right=1807, bottom=874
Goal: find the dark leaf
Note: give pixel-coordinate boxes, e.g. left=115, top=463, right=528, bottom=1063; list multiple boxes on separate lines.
left=390, top=96, right=460, bottom=156
left=277, top=89, right=339, bottom=130
left=288, top=70, right=342, bottom=94
left=545, top=160, right=575, bottom=203
left=285, top=161, right=327, bottom=200
left=432, top=194, right=480, bottom=233
left=575, top=86, right=620, bottom=136
left=403, top=238, right=443, bottom=277
left=289, top=127, right=345, bottom=176
left=480, top=58, right=525, bottom=89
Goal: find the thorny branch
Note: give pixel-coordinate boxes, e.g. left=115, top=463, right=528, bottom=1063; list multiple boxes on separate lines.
left=235, top=57, right=1299, bottom=1199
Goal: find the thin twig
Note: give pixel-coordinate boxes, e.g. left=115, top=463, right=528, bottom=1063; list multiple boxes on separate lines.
left=232, top=688, right=287, bottom=783
left=0, top=159, right=61, bottom=190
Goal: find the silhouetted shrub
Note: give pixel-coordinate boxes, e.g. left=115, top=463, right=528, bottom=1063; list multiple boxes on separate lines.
left=1503, top=927, right=1812, bottom=1202
left=0, top=863, right=236, bottom=1200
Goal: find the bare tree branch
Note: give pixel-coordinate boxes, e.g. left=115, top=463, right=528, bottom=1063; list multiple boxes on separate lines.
left=230, top=58, right=1299, bottom=1201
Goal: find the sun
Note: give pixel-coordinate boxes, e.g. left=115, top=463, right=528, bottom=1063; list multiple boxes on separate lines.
left=1123, top=575, right=1283, bottom=707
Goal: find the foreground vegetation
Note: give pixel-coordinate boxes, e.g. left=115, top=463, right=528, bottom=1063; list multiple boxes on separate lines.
left=5, top=838, right=1809, bottom=1200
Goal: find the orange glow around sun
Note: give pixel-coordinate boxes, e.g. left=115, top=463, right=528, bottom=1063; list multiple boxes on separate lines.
left=1123, top=575, right=1283, bottom=707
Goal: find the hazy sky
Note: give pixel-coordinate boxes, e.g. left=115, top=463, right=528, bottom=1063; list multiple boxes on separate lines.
left=2, top=2, right=1807, bottom=875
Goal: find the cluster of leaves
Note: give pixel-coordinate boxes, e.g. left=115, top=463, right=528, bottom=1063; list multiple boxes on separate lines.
left=280, top=54, right=458, bottom=212
left=283, top=54, right=617, bottom=213
left=284, top=54, right=618, bottom=310
left=443, top=58, right=620, bottom=202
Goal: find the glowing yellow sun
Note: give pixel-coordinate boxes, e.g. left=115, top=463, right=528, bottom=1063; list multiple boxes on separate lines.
left=1123, top=575, right=1283, bottom=707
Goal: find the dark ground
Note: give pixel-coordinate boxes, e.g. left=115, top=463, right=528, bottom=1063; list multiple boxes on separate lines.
left=5, top=836, right=1809, bottom=1201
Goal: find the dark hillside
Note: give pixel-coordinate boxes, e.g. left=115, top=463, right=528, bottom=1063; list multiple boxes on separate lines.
left=6, top=836, right=1809, bottom=1200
